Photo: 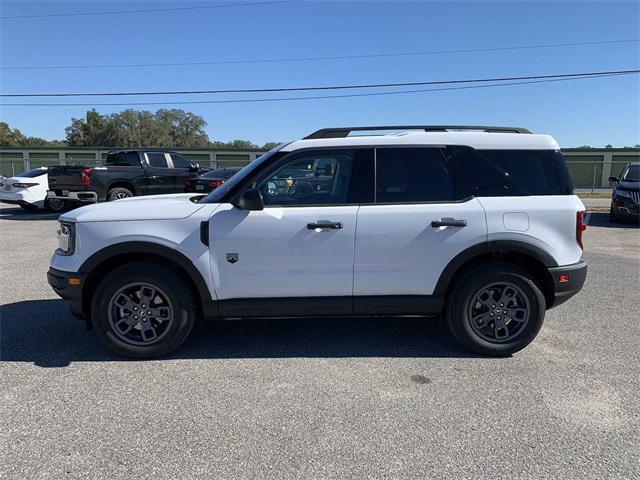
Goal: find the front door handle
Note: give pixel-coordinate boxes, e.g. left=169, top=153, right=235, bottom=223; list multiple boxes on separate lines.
left=307, top=221, right=343, bottom=230
left=431, top=219, right=467, bottom=228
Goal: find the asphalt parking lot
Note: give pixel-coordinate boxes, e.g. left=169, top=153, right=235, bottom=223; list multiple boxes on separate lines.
left=1, top=203, right=638, bottom=480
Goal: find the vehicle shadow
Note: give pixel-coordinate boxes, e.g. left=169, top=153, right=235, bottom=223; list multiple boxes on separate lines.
left=0, top=299, right=478, bottom=368
left=588, top=212, right=639, bottom=229
left=0, top=206, right=61, bottom=221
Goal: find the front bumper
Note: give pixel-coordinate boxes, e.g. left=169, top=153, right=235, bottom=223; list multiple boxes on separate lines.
left=47, top=267, right=86, bottom=319
left=547, top=261, right=588, bottom=308
left=611, top=196, right=640, bottom=217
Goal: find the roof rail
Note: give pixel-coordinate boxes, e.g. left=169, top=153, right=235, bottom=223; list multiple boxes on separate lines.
left=304, top=125, right=532, bottom=139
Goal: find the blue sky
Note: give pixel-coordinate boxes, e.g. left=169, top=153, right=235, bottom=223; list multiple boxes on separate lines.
left=1, top=0, right=638, bottom=147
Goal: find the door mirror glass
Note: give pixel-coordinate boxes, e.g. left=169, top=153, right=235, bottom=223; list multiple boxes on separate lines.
left=233, top=188, right=264, bottom=211
left=189, top=163, right=200, bottom=172
left=609, top=176, right=618, bottom=183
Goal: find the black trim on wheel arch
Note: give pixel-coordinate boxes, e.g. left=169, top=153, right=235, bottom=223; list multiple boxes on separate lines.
left=47, top=267, right=86, bottom=318
left=79, top=242, right=214, bottom=314
left=433, top=240, right=558, bottom=297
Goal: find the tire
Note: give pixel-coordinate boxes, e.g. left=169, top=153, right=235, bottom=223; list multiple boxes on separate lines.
left=19, top=203, right=39, bottom=211
left=107, top=187, right=133, bottom=201
left=45, top=197, right=65, bottom=212
left=609, top=206, right=621, bottom=224
left=91, top=262, right=196, bottom=358
left=444, top=263, right=546, bottom=356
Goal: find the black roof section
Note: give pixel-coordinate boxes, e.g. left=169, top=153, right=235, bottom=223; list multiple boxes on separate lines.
left=304, top=125, right=532, bottom=139
left=107, top=148, right=182, bottom=154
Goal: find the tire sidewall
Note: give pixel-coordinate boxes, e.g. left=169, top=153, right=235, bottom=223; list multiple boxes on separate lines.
left=91, top=263, right=195, bottom=358
left=108, top=188, right=133, bottom=201
left=447, top=265, right=546, bottom=356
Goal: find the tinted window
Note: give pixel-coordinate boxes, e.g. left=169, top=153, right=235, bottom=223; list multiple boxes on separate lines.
left=170, top=153, right=191, bottom=169
left=375, top=148, right=460, bottom=203
left=16, top=168, right=47, bottom=178
left=106, top=152, right=140, bottom=166
left=621, top=164, right=640, bottom=182
left=201, top=168, right=241, bottom=179
left=448, top=147, right=572, bottom=196
left=257, top=150, right=356, bottom=206
left=146, top=152, right=168, bottom=168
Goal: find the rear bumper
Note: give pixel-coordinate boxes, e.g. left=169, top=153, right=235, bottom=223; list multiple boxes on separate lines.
left=47, top=190, right=98, bottom=203
left=47, top=267, right=86, bottom=319
left=547, top=261, right=587, bottom=308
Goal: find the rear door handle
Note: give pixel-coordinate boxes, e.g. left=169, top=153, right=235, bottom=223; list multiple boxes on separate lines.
left=307, top=221, right=343, bottom=230
left=431, top=219, right=467, bottom=228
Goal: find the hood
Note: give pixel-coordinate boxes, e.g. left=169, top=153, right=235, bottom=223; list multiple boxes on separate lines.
left=617, top=180, right=640, bottom=191
left=60, top=193, right=208, bottom=223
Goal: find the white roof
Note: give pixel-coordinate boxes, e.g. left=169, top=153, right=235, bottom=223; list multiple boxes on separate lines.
left=283, top=131, right=560, bottom=152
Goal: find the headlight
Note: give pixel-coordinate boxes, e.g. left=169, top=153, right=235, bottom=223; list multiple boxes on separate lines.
left=615, top=189, right=633, bottom=199
left=56, top=222, right=75, bottom=255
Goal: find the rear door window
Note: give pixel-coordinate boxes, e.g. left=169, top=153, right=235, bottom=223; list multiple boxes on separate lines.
left=375, top=147, right=464, bottom=203
left=146, top=152, right=169, bottom=168
left=106, top=152, right=140, bottom=166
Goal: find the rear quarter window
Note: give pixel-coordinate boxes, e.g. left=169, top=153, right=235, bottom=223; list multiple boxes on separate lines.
left=448, top=147, right=573, bottom=196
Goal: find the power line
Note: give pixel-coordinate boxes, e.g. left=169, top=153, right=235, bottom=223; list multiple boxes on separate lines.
left=2, top=69, right=638, bottom=98
left=0, top=0, right=300, bottom=20
left=2, top=39, right=637, bottom=71
left=1, top=72, right=636, bottom=107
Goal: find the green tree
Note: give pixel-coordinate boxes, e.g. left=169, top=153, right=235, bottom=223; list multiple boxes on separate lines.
left=0, top=121, right=64, bottom=146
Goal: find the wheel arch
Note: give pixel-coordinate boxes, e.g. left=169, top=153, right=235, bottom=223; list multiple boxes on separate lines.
left=107, top=180, right=136, bottom=195
left=434, top=240, right=557, bottom=308
left=79, top=241, right=215, bottom=327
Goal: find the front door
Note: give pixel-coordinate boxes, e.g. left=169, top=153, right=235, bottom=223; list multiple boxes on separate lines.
left=353, top=147, right=487, bottom=314
left=144, top=152, right=175, bottom=195
left=209, top=149, right=363, bottom=317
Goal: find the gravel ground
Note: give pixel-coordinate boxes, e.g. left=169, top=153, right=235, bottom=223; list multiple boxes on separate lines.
left=1, top=204, right=638, bottom=480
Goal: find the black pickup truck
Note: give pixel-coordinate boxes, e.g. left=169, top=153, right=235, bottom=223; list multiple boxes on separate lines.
left=47, top=149, right=200, bottom=206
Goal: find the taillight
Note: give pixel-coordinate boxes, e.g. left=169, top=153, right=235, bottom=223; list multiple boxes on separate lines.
left=576, top=211, right=587, bottom=250
left=81, top=167, right=92, bottom=187
left=208, top=180, right=225, bottom=188
left=12, top=182, right=38, bottom=189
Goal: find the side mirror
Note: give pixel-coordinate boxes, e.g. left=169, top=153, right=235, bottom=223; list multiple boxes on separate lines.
left=233, top=188, right=264, bottom=211
left=609, top=176, right=618, bottom=183
left=189, top=163, right=200, bottom=172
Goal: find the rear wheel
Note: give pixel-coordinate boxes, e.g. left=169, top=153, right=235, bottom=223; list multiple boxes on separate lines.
left=91, top=263, right=196, bottom=358
left=45, top=197, right=65, bottom=212
left=107, top=187, right=133, bottom=201
left=445, top=263, right=546, bottom=356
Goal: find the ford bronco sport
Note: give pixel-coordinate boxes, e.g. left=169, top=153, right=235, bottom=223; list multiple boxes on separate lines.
left=48, top=125, right=588, bottom=358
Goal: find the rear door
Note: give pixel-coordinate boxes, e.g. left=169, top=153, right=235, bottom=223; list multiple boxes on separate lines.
left=209, top=148, right=364, bottom=317
left=353, top=147, right=487, bottom=314
left=144, top=152, right=175, bottom=195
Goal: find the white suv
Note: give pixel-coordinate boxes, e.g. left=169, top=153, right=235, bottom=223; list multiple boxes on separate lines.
left=48, top=125, right=588, bottom=358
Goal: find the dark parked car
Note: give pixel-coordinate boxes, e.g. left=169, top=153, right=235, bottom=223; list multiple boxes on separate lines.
left=46, top=149, right=200, bottom=207
left=184, top=167, right=242, bottom=193
left=609, top=162, right=640, bottom=223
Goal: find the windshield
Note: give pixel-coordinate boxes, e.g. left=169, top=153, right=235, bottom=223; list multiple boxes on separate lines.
left=621, top=164, right=640, bottom=182
left=16, top=168, right=47, bottom=178
left=202, top=144, right=287, bottom=203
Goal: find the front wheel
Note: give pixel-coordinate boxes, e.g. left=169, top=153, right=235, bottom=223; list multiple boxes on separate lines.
left=445, top=263, right=546, bottom=356
left=91, top=263, right=196, bottom=358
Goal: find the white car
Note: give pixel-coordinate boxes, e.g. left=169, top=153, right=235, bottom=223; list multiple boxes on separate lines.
left=48, top=125, right=588, bottom=358
left=0, top=168, right=64, bottom=211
